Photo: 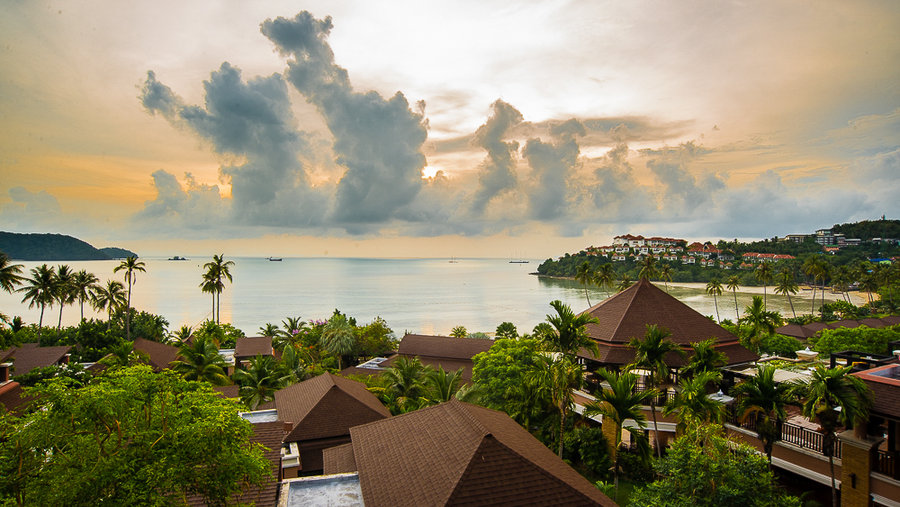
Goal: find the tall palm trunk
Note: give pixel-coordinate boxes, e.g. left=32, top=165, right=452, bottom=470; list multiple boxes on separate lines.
left=38, top=304, right=45, bottom=337
left=733, top=289, right=739, bottom=320
left=126, top=279, right=132, bottom=340
left=787, top=294, right=796, bottom=318
left=558, top=404, right=566, bottom=457
left=811, top=283, right=817, bottom=315
left=79, top=297, right=85, bottom=321
left=648, top=372, right=662, bottom=458
left=58, top=304, right=64, bottom=330
left=713, top=294, right=720, bottom=323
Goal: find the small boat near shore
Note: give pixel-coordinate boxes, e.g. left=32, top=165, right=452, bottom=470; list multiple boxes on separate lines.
left=168, top=256, right=188, bottom=261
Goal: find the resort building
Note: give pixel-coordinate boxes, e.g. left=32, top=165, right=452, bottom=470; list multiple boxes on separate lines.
left=234, top=336, right=276, bottom=369
left=0, top=342, right=71, bottom=378
left=132, top=337, right=179, bottom=371
left=376, top=333, right=494, bottom=382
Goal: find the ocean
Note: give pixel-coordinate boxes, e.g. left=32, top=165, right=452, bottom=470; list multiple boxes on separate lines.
left=0, top=257, right=846, bottom=337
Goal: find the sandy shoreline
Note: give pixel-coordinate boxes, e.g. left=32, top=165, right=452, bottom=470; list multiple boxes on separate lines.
left=663, top=281, right=872, bottom=306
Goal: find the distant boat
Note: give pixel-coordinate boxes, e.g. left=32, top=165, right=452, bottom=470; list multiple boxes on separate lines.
left=168, top=256, right=188, bottom=261
left=448, top=257, right=459, bottom=263
left=509, top=260, right=529, bottom=264
left=267, top=257, right=283, bottom=262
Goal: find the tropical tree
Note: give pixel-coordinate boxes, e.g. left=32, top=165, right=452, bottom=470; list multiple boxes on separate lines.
left=199, top=270, right=221, bottom=322
left=595, top=262, right=616, bottom=298
left=658, top=263, right=673, bottom=293
left=278, top=343, right=315, bottom=383
left=664, top=370, right=725, bottom=433
left=739, top=296, right=781, bottom=354
left=726, top=275, right=741, bottom=321
left=320, top=312, right=357, bottom=369
left=258, top=323, right=280, bottom=338
left=425, top=366, right=465, bottom=403
left=232, top=354, right=291, bottom=410
left=617, top=274, right=633, bottom=292
left=583, top=368, right=653, bottom=501
left=376, top=356, right=431, bottom=413
left=628, top=324, right=686, bottom=457
left=202, top=254, right=234, bottom=324
left=71, top=269, right=99, bottom=321
left=525, top=354, right=583, bottom=457
left=542, top=300, right=599, bottom=359
left=18, top=264, right=56, bottom=334
left=170, top=325, right=193, bottom=342
left=575, top=261, right=595, bottom=307
left=170, top=335, right=230, bottom=385
left=113, top=256, right=146, bottom=340
left=91, top=280, right=127, bottom=330
left=731, top=364, right=791, bottom=465
left=0, top=252, right=24, bottom=294
left=790, top=365, right=873, bottom=507
left=637, top=255, right=658, bottom=281
left=679, top=338, right=727, bottom=380
left=53, top=264, right=76, bottom=330
left=495, top=321, right=518, bottom=339
left=774, top=267, right=799, bottom=318
left=756, top=262, right=773, bottom=308
left=450, top=325, right=467, bottom=338
left=705, top=278, right=723, bottom=323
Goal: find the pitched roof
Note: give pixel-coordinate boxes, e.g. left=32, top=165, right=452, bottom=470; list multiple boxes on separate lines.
left=235, top=336, right=274, bottom=359
left=397, top=334, right=494, bottom=360
left=0, top=381, right=33, bottom=415
left=578, top=278, right=756, bottom=366
left=132, top=338, right=179, bottom=371
left=323, top=442, right=357, bottom=474
left=3, top=343, right=72, bottom=376
left=341, top=400, right=615, bottom=507
left=274, top=373, right=390, bottom=443
left=776, top=323, right=816, bottom=339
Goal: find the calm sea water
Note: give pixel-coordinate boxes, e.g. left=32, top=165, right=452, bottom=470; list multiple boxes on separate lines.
left=0, top=257, right=844, bottom=336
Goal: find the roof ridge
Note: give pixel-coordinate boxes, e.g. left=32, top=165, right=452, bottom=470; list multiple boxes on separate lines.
left=450, top=399, right=492, bottom=437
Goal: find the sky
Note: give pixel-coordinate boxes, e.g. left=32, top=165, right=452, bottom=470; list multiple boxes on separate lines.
left=1, top=0, right=898, bottom=258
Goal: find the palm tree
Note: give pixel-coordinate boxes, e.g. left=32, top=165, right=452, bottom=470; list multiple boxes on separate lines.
left=740, top=296, right=781, bottom=354
left=91, top=280, right=127, bottom=330
left=803, top=255, right=821, bottom=314
left=70, top=270, right=99, bottom=321
left=377, top=356, right=431, bottom=413
left=279, top=343, right=313, bottom=383
left=450, top=325, right=467, bottom=338
left=756, top=262, right=773, bottom=308
left=706, top=278, right=723, bottom=323
left=637, top=255, right=657, bottom=281
left=543, top=300, right=599, bottom=359
left=663, top=370, right=725, bottom=433
left=320, top=313, right=357, bottom=369
left=0, top=253, right=25, bottom=294
left=202, top=254, right=234, bottom=324
left=170, top=335, right=230, bottom=385
left=583, top=368, right=653, bottom=502
left=679, top=338, right=726, bottom=380
left=658, top=263, right=673, bottom=293
left=617, top=274, right=633, bottom=292
left=425, top=366, right=464, bottom=403
left=774, top=268, right=799, bottom=318
left=525, top=354, right=583, bottom=457
left=628, top=324, right=686, bottom=457
left=170, top=325, right=193, bottom=343
left=113, top=256, right=146, bottom=340
left=258, top=323, right=280, bottom=338
left=732, top=364, right=791, bottom=465
left=595, top=263, right=616, bottom=298
left=791, top=366, right=873, bottom=507
left=18, top=264, right=56, bottom=335
left=199, top=270, right=220, bottom=321
left=817, top=259, right=832, bottom=318
left=232, top=354, right=291, bottom=410
left=726, top=275, right=741, bottom=321
left=575, top=261, right=594, bottom=307
left=52, top=265, right=76, bottom=330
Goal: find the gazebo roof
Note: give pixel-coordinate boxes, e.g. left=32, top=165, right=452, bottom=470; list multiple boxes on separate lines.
left=578, top=278, right=757, bottom=367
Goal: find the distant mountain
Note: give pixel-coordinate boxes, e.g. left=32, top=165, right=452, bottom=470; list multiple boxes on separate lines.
left=0, top=232, right=137, bottom=261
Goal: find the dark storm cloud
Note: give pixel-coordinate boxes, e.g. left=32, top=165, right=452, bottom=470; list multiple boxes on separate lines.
left=469, top=99, right=523, bottom=214
left=138, top=63, right=327, bottom=228
left=522, top=119, right=585, bottom=220
left=261, top=12, right=427, bottom=228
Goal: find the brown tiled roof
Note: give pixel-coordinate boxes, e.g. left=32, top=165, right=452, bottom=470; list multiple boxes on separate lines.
left=274, top=373, right=390, bottom=443
left=579, top=279, right=756, bottom=367
left=853, top=363, right=900, bottom=419
left=829, top=320, right=860, bottom=329
left=802, top=322, right=831, bottom=334
left=323, top=442, right=357, bottom=474
left=185, top=420, right=285, bottom=507
left=881, top=316, right=900, bottom=326
left=776, top=323, right=816, bottom=339
left=345, top=399, right=614, bottom=507
left=0, top=381, right=33, bottom=415
left=858, top=318, right=887, bottom=329
left=4, top=343, right=72, bottom=376
left=213, top=385, right=240, bottom=399
left=378, top=355, right=476, bottom=381
left=235, top=336, right=274, bottom=359
left=132, top=338, right=179, bottom=371
left=397, top=334, right=493, bottom=360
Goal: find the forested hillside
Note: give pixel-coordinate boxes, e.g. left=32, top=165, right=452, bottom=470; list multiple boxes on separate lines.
left=0, top=232, right=137, bottom=260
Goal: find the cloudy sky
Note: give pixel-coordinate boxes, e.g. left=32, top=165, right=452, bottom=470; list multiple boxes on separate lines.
left=1, top=0, right=898, bottom=258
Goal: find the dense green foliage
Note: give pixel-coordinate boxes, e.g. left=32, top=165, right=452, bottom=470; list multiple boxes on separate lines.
left=628, top=424, right=801, bottom=507
left=809, top=325, right=900, bottom=355
left=0, top=366, right=269, bottom=506
left=471, top=338, right=549, bottom=425
left=831, top=218, right=900, bottom=241
left=0, top=232, right=135, bottom=261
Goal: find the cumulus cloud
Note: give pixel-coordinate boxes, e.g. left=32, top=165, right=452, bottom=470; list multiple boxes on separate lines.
left=1, top=187, right=63, bottom=229
left=522, top=118, right=584, bottom=220
left=261, top=12, right=427, bottom=229
left=644, top=141, right=723, bottom=218
left=469, top=99, right=523, bottom=214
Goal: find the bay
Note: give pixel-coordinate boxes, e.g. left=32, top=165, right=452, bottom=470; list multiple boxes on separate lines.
left=0, top=257, right=852, bottom=336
